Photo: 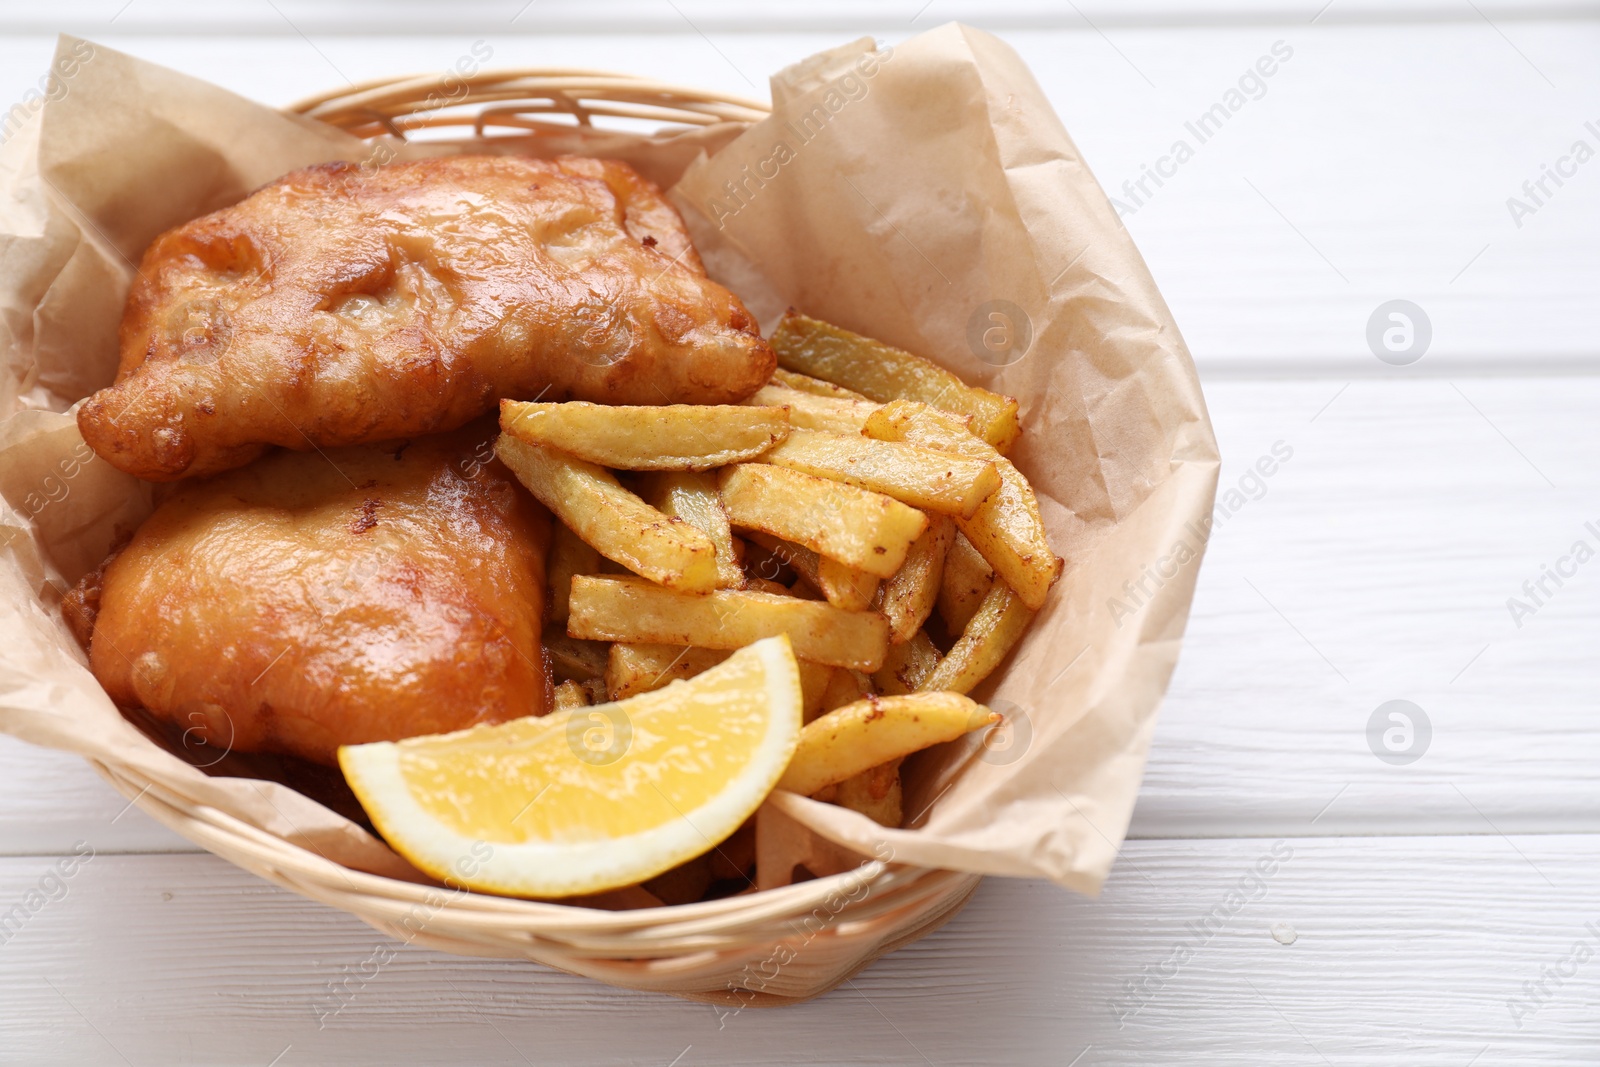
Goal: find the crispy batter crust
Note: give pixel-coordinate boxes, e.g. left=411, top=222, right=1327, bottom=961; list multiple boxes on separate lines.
left=74, top=426, right=551, bottom=765
left=79, top=155, right=774, bottom=481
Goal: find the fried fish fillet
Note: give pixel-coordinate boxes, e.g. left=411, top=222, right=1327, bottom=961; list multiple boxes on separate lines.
left=64, top=427, right=551, bottom=766
left=78, top=155, right=774, bottom=481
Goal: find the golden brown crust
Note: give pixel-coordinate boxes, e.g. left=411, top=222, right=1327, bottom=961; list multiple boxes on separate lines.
left=76, top=424, right=551, bottom=765
left=61, top=562, right=104, bottom=650
left=78, top=155, right=774, bottom=481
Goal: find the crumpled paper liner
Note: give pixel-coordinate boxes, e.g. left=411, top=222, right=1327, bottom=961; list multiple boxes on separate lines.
left=0, top=27, right=1217, bottom=901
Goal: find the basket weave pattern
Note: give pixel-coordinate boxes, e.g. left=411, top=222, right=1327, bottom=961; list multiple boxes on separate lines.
left=94, top=69, right=983, bottom=1004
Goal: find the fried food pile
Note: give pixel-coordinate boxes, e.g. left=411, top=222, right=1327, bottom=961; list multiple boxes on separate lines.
left=77, top=155, right=774, bottom=482
left=64, top=149, right=1059, bottom=902
left=66, top=426, right=549, bottom=765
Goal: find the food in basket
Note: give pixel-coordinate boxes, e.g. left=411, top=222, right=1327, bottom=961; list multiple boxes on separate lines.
left=65, top=154, right=1062, bottom=900
left=777, top=692, right=996, bottom=798
left=339, top=636, right=801, bottom=897
left=76, top=155, right=775, bottom=482
left=62, top=425, right=550, bottom=766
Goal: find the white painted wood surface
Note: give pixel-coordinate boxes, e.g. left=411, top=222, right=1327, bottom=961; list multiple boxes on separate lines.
left=5, top=377, right=1596, bottom=854
left=2, top=839, right=1598, bottom=1065
left=3, top=7, right=1596, bottom=369
left=0, top=5, right=1596, bottom=1065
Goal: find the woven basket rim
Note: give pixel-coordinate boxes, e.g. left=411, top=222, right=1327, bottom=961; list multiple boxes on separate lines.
left=87, top=66, right=973, bottom=981
left=287, top=67, right=772, bottom=139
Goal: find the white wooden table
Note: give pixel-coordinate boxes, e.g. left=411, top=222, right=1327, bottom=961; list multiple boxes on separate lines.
left=2, top=2, right=1598, bottom=1063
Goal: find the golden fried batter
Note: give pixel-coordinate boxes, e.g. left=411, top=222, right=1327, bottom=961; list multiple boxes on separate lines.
left=67, top=427, right=551, bottom=765
left=78, top=155, right=774, bottom=481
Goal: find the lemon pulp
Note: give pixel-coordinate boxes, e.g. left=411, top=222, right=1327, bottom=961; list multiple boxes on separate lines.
left=339, top=635, right=801, bottom=898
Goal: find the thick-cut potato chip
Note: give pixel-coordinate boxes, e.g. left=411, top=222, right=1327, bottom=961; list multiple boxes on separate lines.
left=497, top=435, right=718, bottom=593
left=746, top=532, right=878, bottom=611
left=552, top=678, right=593, bottom=711
left=876, top=515, right=952, bottom=643
left=814, top=557, right=876, bottom=611
left=762, top=429, right=1000, bottom=519
left=746, top=384, right=879, bottom=435
left=821, top=668, right=874, bottom=714
left=718, top=463, right=927, bottom=579
left=795, top=659, right=834, bottom=723
left=873, top=630, right=942, bottom=695
left=599, top=579, right=831, bottom=708
left=938, top=531, right=995, bottom=633
left=501, top=399, right=789, bottom=471
left=770, top=311, right=1021, bottom=452
left=546, top=521, right=602, bottom=626
left=864, top=401, right=1061, bottom=609
left=744, top=576, right=793, bottom=596
left=815, top=758, right=903, bottom=827
left=777, top=692, right=996, bottom=797
left=740, top=536, right=793, bottom=586
left=771, top=367, right=869, bottom=400
left=605, top=642, right=732, bottom=700
left=568, top=575, right=890, bottom=671
left=544, top=632, right=608, bottom=683
left=920, top=583, right=1035, bottom=695
left=644, top=470, right=745, bottom=589
left=606, top=593, right=835, bottom=713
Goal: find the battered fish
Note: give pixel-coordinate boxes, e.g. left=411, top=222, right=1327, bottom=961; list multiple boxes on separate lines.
left=78, top=155, right=774, bottom=481
left=64, top=428, right=551, bottom=766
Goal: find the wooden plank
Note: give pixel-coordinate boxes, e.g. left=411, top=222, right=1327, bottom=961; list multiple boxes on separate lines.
left=0, top=737, right=187, bottom=854
left=1, top=376, right=1594, bottom=854
left=5, top=1, right=1599, bottom=35
left=0, top=21, right=1596, bottom=370
left=0, top=837, right=1595, bottom=1064
left=1130, top=376, right=1600, bottom=838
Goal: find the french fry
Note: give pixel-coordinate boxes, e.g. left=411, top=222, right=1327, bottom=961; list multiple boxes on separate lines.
left=745, top=577, right=793, bottom=596
left=544, top=632, right=608, bottom=683
left=552, top=678, right=593, bottom=711
left=796, top=659, right=834, bottom=723
left=718, top=463, right=927, bottom=579
left=568, top=575, right=890, bottom=671
left=496, top=435, right=718, bottom=593
left=864, top=400, right=1061, bottom=609
left=872, top=630, right=941, bottom=695
left=919, top=582, right=1035, bottom=695
left=644, top=470, right=744, bottom=589
left=746, top=385, right=880, bottom=435
left=605, top=642, right=732, bottom=700
left=876, top=515, right=952, bottom=643
left=771, top=367, right=869, bottom=400
left=938, top=531, right=995, bottom=634
left=500, top=399, right=789, bottom=471
left=777, top=692, right=996, bottom=797
left=821, top=667, right=874, bottom=713
left=787, top=575, right=824, bottom=600
left=607, top=602, right=835, bottom=712
left=821, top=759, right=903, bottom=827
left=546, top=522, right=601, bottom=625
left=740, top=536, right=794, bottom=586
left=762, top=429, right=1000, bottom=519
left=770, top=311, right=1021, bottom=452
left=745, top=532, right=878, bottom=611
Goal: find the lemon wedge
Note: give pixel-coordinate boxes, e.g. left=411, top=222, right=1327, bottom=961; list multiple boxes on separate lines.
left=339, top=635, right=802, bottom=898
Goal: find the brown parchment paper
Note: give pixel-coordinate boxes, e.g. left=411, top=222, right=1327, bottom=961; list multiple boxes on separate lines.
left=0, top=28, right=1217, bottom=899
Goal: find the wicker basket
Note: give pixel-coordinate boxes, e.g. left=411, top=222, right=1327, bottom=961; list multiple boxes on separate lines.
left=86, top=68, right=985, bottom=1006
